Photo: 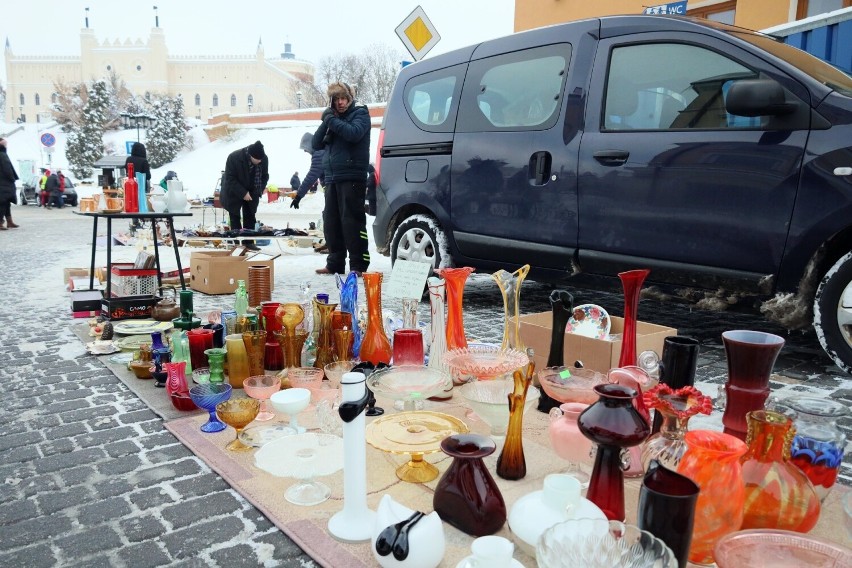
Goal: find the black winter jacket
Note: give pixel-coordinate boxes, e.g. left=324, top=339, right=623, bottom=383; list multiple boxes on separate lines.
left=312, top=103, right=371, bottom=183
left=0, top=145, right=18, bottom=202
left=124, top=142, right=151, bottom=187
left=220, top=146, right=269, bottom=210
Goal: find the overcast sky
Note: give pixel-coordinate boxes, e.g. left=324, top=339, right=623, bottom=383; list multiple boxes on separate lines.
left=2, top=0, right=517, bottom=85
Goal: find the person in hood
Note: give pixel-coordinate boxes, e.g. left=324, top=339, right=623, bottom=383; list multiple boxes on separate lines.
left=289, top=132, right=325, bottom=209
left=159, top=170, right=178, bottom=191
left=221, top=140, right=269, bottom=250
left=124, top=142, right=151, bottom=189
left=310, top=82, right=371, bottom=275
left=0, top=137, right=20, bottom=229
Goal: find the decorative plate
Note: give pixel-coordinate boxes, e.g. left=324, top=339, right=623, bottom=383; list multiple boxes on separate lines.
left=85, top=341, right=121, bottom=355
left=116, top=334, right=154, bottom=351
left=113, top=320, right=174, bottom=335
left=107, top=352, right=135, bottom=365
left=565, top=303, right=611, bottom=340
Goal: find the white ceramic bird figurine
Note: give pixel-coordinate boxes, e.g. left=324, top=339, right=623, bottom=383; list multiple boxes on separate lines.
left=372, top=494, right=445, bottom=568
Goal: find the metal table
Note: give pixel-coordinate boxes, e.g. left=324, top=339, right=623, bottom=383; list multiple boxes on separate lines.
left=74, top=211, right=194, bottom=298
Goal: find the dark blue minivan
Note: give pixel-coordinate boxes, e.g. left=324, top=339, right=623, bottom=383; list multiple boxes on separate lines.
left=373, top=15, right=852, bottom=372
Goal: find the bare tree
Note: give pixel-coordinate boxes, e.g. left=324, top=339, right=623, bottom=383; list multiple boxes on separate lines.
left=315, top=43, right=405, bottom=104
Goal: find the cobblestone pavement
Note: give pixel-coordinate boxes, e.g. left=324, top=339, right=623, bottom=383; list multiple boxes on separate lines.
left=1, top=203, right=849, bottom=566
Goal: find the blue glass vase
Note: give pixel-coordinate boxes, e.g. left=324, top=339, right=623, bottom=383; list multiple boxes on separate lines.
left=136, top=172, right=148, bottom=213
left=337, top=271, right=361, bottom=355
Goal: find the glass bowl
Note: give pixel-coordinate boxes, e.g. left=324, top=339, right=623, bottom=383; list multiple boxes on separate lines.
left=443, top=345, right=529, bottom=380
left=458, top=379, right=540, bottom=436
left=192, top=367, right=211, bottom=384
left=323, top=360, right=359, bottom=389
left=536, top=518, right=677, bottom=568
left=714, top=529, right=852, bottom=567
left=286, top=367, right=324, bottom=389
left=537, top=367, right=612, bottom=405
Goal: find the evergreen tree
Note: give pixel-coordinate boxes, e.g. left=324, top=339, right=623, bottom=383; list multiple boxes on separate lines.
left=146, top=95, right=187, bottom=168
left=65, top=79, right=110, bottom=179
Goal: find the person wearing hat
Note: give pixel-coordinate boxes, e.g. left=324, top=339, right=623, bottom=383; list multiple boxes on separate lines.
left=311, top=82, right=371, bottom=275
left=221, top=140, right=269, bottom=250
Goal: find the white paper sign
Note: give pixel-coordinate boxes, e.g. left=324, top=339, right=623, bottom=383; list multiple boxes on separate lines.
left=387, top=260, right=432, bottom=299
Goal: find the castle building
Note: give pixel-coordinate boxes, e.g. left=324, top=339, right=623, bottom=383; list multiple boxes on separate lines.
left=4, top=20, right=314, bottom=124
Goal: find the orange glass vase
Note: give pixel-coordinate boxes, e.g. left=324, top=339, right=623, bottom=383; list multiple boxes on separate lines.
left=677, top=430, right=747, bottom=565
left=740, top=410, right=821, bottom=532
left=435, top=267, right=475, bottom=352
left=358, top=272, right=392, bottom=365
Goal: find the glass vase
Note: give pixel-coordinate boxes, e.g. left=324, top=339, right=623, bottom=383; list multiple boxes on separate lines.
left=434, top=267, right=475, bottom=352
left=337, top=271, right=361, bottom=356
left=224, top=333, right=251, bottom=389
left=202, top=323, right=225, bottom=349
left=496, top=365, right=533, bottom=480
left=312, top=299, right=338, bottom=370
left=242, top=330, right=266, bottom=377
left=204, top=348, right=227, bottom=385
left=491, top=264, right=530, bottom=352
left=359, top=272, right=392, bottom=365
left=538, top=289, right=573, bottom=413
left=617, top=269, right=650, bottom=368
left=784, top=395, right=847, bottom=501
left=577, top=383, right=650, bottom=521
left=333, top=329, right=354, bottom=362
left=124, top=163, right=139, bottom=213
left=721, top=330, right=785, bottom=440
left=740, top=410, right=821, bottom=532
left=641, top=384, right=713, bottom=471
left=274, top=329, right=308, bottom=372
left=136, top=172, right=148, bottom=213
left=433, top=433, right=506, bottom=536
left=548, top=402, right=593, bottom=466
left=426, top=277, right=452, bottom=399
left=652, top=336, right=700, bottom=434
left=392, top=329, right=424, bottom=366
left=187, top=328, right=214, bottom=371
left=150, top=331, right=167, bottom=352
left=677, top=430, right=748, bottom=565
left=234, top=279, right=249, bottom=316
left=638, top=459, right=700, bottom=568
left=260, top=301, right=284, bottom=371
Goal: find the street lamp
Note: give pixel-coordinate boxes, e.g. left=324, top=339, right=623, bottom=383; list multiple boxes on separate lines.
left=248, top=102, right=253, bottom=113
left=296, top=91, right=303, bottom=109
left=120, top=112, right=155, bottom=142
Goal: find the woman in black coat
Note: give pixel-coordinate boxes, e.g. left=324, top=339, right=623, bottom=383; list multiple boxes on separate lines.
left=0, top=137, right=19, bottom=229
left=125, top=142, right=151, bottom=188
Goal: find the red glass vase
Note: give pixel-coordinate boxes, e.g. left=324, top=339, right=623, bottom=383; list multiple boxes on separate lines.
left=721, top=330, right=784, bottom=440
left=358, top=272, right=392, bottom=365
left=260, top=301, right=283, bottom=371
left=617, top=269, right=650, bottom=368
left=186, top=328, right=214, bottom=370
left=123, top=163, right=139, bottom=213
left=577, top=383, right=650, bottom=521
left=434, top=267, right=475, bottom=352
left=392, top=328, right=424, bottom=366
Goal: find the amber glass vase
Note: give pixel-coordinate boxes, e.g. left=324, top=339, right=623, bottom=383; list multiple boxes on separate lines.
left=435, top=267, right=475, bottom=352
left=677, top=430, right=748, bottom=565
left=740, top=410, right=820, bottom=532
left=273, top=329, right=308, bottom=370
left=312, top=299, right=338, bottom=369
left=617, top=269, right=650, bottom=368
left=242, top=330, right=266, bottom=377
left=224, top=333, right=250, bottom=389
left=359, top=272, right=392, bottom=365
left=496, top=363, right=534, bottom=480
left=577, top=383, right=651, bottom=521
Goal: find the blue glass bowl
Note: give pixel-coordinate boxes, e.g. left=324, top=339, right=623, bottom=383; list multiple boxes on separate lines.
left=189, top=383, right=233, bottom=432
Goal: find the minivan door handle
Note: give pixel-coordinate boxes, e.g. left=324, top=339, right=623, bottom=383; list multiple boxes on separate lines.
left=593, top=150, right=629, bottom=166
left=529, top=151, right=552, bottom=185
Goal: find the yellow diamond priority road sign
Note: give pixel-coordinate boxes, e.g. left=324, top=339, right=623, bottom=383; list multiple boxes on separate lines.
left=395, top=6, right=441, bottom=61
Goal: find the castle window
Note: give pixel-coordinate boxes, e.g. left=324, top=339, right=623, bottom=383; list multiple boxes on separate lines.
left=231, top=94, right=237, bottom=107
left=35, top=94, right=40, bottom=106
left=19, top=93, right=25, bottom=105
left=52, top=93, right=57, bottom=104
left=195, top=94, right=201, bottom=106
left=247, top=94, right=254, bottom=106
left=136, top=65, right=142, bottom=71
left=107, top=65, right=112, bottom=71
left=213, top=94, right=219, bottom=107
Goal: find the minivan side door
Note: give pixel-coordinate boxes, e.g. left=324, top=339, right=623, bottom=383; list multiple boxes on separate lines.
left=577, top=33, right=811, bottom=291
left=450, top=43, right=578, bottom=271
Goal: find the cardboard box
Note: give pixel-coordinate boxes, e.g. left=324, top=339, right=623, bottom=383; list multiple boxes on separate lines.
left=71, top=289, right=103, bottom=312
left=513, top=312, right=677, bottom=374
left=189, top=249, right=278, bottom=295
left=64, top=267, right=106, bottom=290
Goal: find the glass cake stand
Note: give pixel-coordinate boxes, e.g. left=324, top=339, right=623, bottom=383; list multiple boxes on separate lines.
left=444, top=345, right=529, bottom=382
left=366, top=411, right=468, bottom=483
left=366, top=365, right=453, bottom=411
left=254, top=432, right=344, bottom=506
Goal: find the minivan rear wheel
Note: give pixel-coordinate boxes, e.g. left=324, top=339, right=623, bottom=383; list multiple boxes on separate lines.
left=814, top=251, right=852, bottom=373
left=390, top=215, right=450, bottom=272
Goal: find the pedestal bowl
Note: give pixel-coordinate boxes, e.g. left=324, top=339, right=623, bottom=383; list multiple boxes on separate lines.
left=287, top=367, right=324, bottom=390
left=323, top=360, right=358, bottom=389
left=537, top=366, right=612, bottom=405
left=444, top=345, right=529, bottom=381
left=458, top=379, right=540, bottom=437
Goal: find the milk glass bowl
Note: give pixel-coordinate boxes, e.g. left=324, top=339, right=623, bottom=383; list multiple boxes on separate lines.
left=536, top=518, right=677, bottom=568
left=270, top=388, right=311, bottom=433
left=458, top=379, right=540, bottom=437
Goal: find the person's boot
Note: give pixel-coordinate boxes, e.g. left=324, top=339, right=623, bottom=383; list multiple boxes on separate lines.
left=0, top=218, right=6, bottom=230
left=6, top=216, right=19, bottom=228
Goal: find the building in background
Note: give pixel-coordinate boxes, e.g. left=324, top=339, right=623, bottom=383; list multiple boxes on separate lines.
left=4, top=18, right=314, bottom=124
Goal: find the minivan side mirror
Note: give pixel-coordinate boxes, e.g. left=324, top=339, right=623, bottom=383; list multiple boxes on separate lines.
left=725, top=79, right=799, bottom=117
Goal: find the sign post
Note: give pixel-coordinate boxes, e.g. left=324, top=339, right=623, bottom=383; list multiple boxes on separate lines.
left=395, top=6, right=441, bottom=62
left=40, top=132, right=56, bottom=166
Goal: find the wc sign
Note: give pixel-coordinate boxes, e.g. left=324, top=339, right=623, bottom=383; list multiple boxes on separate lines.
left=643, top=1, right=687, bottom=15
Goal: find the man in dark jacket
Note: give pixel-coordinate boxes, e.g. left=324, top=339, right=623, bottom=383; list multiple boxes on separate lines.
left=289, top=132, right=325, bottom=209
left=0, top=137, right=19, bottom=229
left=45, top=171, right=63, bottom=209
left=311, top=82, right=371, bottom=274
left=290, top=171, right=300, bottom=193
left=124, top=142, right=151, bottom=189
left=221, top=140, right=269, bottom=250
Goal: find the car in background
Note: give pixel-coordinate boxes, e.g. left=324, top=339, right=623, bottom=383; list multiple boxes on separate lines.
left=62, top=178, right=78, bottom=207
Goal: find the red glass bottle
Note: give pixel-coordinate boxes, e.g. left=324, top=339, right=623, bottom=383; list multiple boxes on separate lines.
left=124, top=163, right=139, bottom=213
left=260, top=301, right=283, bottom=371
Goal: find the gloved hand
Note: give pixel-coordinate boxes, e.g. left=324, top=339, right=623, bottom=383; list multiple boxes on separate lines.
left=321, top=107, right=334, bottom=122
left=290, top=196, right=301, bottom=209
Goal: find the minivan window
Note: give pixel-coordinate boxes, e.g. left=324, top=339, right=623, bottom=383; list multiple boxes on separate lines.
left=457, top=44, right=571, bottom=132
left=603, top=43, right=762, bottom=131
left=403, top=64, right=466, bottom=132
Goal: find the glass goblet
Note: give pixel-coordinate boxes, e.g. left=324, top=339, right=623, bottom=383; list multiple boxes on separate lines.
left=270, top=388, right=311, bottom=433
left=243, top=375, right=281, bottom=421
left=216, top=399, right=260, bottom=451
left=189, top=384, right=233, bottom=433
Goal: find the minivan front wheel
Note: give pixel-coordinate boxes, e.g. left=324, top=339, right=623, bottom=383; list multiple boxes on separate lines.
left=390, top=215, right=450, bottom=272
left=814, top=251, right=852, bottom=373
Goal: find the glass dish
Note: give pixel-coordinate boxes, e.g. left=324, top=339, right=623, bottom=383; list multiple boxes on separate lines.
left=714, top=529, right=852, bottom=568
left=112, top=320, right=174, bottom=335
left=443, top=345, right=529, bottom=381
left=458, top=379, right=540, bottom=437
left=537, top=366, right=612, bottom=405
left=367, top=365, right=453, bottom=411
left=536, top=518, right=677, bottom=568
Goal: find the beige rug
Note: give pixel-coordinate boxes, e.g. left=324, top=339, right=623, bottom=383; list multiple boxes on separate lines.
left=163, top=396, right=851, bottom=568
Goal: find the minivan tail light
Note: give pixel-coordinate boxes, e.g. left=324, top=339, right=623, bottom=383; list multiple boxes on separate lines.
left=374, top=128, right=385, bottom=187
